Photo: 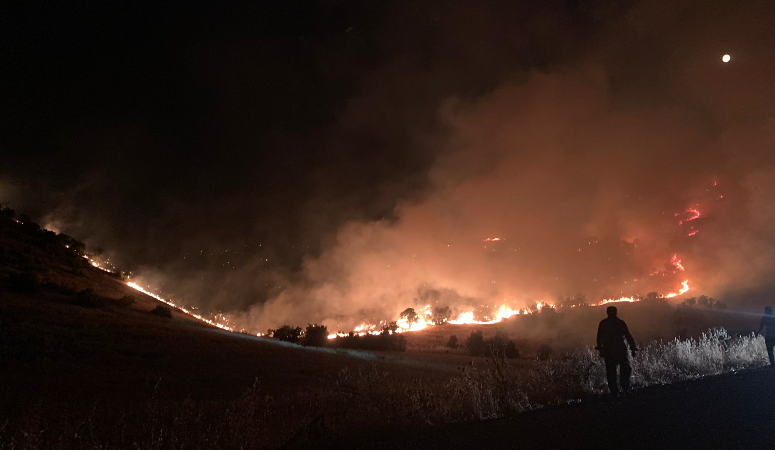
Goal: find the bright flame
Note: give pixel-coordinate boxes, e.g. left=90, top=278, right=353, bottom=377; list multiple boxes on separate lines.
left=678, top=207, right=701, bottom=225
left=483, top=237, right=502, bottom=242
left=665, top=280, right=690, bottom=298
left=449, top=305, right=525, bottom=325
left=594, top=296, right=637, bottom=306
left=671, top=254, right=685, bottom=272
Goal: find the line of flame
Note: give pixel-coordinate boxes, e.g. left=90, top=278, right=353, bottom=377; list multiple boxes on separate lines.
left=126, top=282, right=238, bottom=332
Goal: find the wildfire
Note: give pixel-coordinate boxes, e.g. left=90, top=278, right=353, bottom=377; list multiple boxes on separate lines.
left=665, top=280, right=690, bottom=298
left=671, top=254, right=685, bottom=272
left=678, top=207, right=701, bottom=225
left=84, top=215, right=698, bottom=343
left=126, top=282, right=237, bottom=332
left=594, top=296, right=637, bottom=306
left=449, top=305, right=524, bottom=325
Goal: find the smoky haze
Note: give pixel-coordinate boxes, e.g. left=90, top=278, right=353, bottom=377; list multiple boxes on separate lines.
left=2, top=1, right=775, bottom=332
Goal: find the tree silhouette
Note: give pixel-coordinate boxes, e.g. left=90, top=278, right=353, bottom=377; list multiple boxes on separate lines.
left=399, top=308, right=418, bottom=324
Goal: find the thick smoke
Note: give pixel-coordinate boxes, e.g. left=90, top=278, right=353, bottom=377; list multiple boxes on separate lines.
left=4, top=1, right=775, bottom=332
left=238, top=0, right=775, bottom=331
left=241, top=65, right=775, bottom=331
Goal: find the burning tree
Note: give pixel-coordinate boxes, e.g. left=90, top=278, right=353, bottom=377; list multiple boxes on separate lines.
left=433, top=306, right=452, bottom=324
left=268, top=325, right=302, bottom=343
left=399, top=308, right=418, bottom=325
left=383, top=321, right=399, bottom=333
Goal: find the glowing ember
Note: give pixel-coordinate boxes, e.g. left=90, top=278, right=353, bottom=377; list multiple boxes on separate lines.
left=671, top=254, right=685, bottom=272
left=678, top=207, right=701, bottom=225
left=483, top=237, right=502, bottom=242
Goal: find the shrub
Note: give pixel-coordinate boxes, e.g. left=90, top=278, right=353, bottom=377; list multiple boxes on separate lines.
left=269, top=325, right=303, bottom=344
left=433, top=306, right=452, bottom=324
left=150, top=304, right=173, bottom=318
left=447, top=335, right=459, bottom=349
left=303, top=324, right=328, bottom=347
left=383, top=321, right=399, bottom=333
left=466, top=330, right=486, bottom=356
left=505, top=341, right=520, bottom=359
left=328, top=332, right=406, bottom=352
left=537, top=344, right=553, bottom=360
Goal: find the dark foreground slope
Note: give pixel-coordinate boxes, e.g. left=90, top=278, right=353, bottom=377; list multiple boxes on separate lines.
left=0, top=209, right=453, bottom=449
left=337, top=368, right=775, bottom=450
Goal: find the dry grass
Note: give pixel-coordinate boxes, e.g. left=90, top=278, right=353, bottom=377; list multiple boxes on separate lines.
left=3, top=328, right=765, bottom=450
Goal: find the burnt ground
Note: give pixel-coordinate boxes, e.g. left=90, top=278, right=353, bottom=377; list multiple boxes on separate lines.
left=336, top=368, right=775, bottom=449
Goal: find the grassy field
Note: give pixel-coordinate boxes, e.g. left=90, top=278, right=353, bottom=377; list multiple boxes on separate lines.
left=0, top=208, right=769, bottom=449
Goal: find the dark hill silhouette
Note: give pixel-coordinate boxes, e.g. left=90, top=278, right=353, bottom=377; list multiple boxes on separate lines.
left=0, top=205, right=446, bottom=448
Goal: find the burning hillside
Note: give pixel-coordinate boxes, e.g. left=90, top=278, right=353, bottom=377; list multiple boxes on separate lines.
left=223, top=65, right=754, bottom=334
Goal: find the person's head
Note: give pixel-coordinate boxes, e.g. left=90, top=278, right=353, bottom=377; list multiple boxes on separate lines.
left=607, top=306, right=618, bottom=318
left=766, top=306, right=773, bottom=315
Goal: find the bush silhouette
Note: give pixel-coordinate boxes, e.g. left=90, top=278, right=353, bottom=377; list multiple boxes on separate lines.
left=269, top=325, right=303, bottom=344
left=505, top=341, right=520, bottom=359
left=447, top=335, right=459, bottom=349
left=150, top=305, right=173, bottom=318
left=383, top=321, right=399, bottom=333
left=303, top=324, right=328, bottom=347
left=465, top=330, right=486, bottom=356
left=433, top=306, right=452, bottom=324
left=328, top=331, right=406, bottom=352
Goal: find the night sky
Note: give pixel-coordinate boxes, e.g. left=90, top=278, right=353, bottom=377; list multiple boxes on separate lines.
left=3, top=1, right=775, bottom=329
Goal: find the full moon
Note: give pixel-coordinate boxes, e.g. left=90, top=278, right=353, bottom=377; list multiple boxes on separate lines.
left=722, top=54, right=731, bottom=63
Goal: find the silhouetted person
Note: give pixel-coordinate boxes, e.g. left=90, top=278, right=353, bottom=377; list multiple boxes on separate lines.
left=596, top=306, right=637, bottom=396
left=758, top=306, right=775, bottom=367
